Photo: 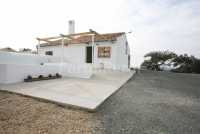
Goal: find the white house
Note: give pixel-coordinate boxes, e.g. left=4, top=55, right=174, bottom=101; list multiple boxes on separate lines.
left=0, top=21, right=131, bottom=84
left=37, top=22, right=130, bottom=71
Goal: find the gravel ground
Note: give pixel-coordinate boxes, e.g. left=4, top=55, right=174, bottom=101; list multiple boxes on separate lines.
left=0, top=92, right=102, bottom=134
left=1, top=70, right=200, bottom=134
left=96, top=70, right=200, bottom=134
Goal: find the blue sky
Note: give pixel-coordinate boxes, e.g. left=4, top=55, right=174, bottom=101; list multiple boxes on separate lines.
left=0, top=0, right=199, bottom=66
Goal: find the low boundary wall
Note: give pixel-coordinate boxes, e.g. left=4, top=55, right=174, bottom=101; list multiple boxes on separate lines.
left=0, top=63, right=92, bottom=84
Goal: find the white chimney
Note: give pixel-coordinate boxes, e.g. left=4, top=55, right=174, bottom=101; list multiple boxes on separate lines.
left=68, top=20, right=75, bottom=34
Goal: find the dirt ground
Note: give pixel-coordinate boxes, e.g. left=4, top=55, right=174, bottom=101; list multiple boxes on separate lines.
left=1, top=70, right=200, bottom=134
left=0, top=91, right=102, bottom=134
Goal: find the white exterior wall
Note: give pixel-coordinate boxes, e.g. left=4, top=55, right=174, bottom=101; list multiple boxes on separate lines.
left=0, top=63, right=58, bottom=84
left=0, top=52, right=92, bottom=84
left=115, top=34, right=130, bottom=70
left=64, top=45, right=86, bottom=63
left=0, top=64, right=6, bottom=83
left=38, top=34, right=130, bottom=71
left=0, top=63, right=92, bottom=84
left=0, top=51, right=59, bottom=64
left=94, top=35, right=130, bottom=70
left=93, top=42, right=117, bottom=69
left=39, top=45, right=86, bottom=64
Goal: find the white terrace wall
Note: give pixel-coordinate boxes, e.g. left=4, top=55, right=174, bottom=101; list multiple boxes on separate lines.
left=60, top=63, right=92, bottom=79
left=0, top=52, right=92, bottom=84
left=0, top=63, right=58, bottom=84
left=0, top=63, right=92, bottom=84
left=0, top=51, right=59, bottom=64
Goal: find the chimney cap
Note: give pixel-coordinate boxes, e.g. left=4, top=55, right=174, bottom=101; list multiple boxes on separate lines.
left=68, top=20, right=75, bottom=34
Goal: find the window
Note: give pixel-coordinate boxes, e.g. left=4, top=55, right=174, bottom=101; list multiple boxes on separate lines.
left=45, top=51, right=53, bottom=56
left=98, top=47, right=111, bottom=58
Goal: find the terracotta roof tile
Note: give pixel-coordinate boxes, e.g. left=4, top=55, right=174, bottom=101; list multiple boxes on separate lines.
left=40, top=32, right=125, bottom=47
left=0, top=47, right=17, bottom=52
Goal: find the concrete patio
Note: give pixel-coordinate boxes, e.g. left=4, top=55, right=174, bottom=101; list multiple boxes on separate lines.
left=0, top=70, right=134, bottom=111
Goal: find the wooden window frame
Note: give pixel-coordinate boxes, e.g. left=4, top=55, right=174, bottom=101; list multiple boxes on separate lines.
left=98, top=47, right=111, bottom=58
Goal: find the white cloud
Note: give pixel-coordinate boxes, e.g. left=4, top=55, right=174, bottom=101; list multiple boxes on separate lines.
left=126, top=0, right=200, bottom=66
left=0, top=0, right=199, bottom=67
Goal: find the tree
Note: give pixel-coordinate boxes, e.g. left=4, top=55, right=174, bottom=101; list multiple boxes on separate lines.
left=141, top=51, right=177, bottom=71
left=192, top=58, right=200, bottom=73
left=172, top=54, right=200, bottom=73
left=141, top=51, right=200, bottom=74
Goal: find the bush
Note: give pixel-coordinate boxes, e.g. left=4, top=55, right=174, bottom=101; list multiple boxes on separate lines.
left=56, top=73, right=61, bottom=78
left=48, top=74, right=52, bottom=78
left=38, top=75, right=43, bottom=79
left=27, top=75, right=32, bottom=80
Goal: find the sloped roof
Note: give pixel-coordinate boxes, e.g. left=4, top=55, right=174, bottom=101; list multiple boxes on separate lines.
left=39, top=32, right=125, bottom=47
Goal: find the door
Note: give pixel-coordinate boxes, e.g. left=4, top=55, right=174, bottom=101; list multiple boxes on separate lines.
left=86, top=46, right=92, bottom=63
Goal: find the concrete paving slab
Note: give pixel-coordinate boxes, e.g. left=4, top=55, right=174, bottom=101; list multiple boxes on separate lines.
left=0, top=70, right=135, bottom=111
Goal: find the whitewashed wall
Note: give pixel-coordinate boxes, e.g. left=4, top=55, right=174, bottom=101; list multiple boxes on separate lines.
left=0, top=63, right=58, bottom=84
left=0, top=64, right=6, bottom=83
left=0, top=52, right=92, bottom=84
left=39, top=36, right=130, bottom=71
left=0, top=63, right=92, bottom=84
left=39, top=45, right=86, bottom=63
left=93, top=42, right=117, bottom=69
left=60, top=63, right=92, bottom=78
left=0, top=51, right=59, bottom=64
left=115, top=35, right=130, bottom=71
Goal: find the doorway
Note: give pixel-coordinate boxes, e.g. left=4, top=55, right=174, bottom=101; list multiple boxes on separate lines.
left=86, top=46, right=92, bottom=63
